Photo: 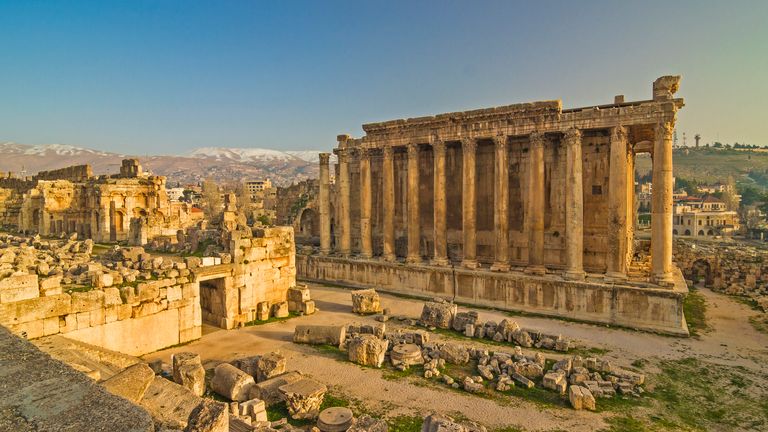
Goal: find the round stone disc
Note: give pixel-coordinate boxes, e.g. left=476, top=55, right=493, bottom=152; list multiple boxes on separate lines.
left=317, top=406, right=354, bottom=432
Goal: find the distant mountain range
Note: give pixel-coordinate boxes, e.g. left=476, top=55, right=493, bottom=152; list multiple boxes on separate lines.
left=0, top=142, right=332, bottom=187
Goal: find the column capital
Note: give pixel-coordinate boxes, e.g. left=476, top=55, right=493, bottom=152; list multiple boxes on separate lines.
left=655, top=121, right=674, bottom=141
left=382, top=144, right=394, bottom=158
left=407, top=142, right=419, bottom=156
left=493, top=134, right=507, bottom=149
left=431, top=135, right=446, bottom=153
left=335, top=147, right=350, bottom=162
left=611, top=125, right=628, bottom=142
left=564, top=128, right=582, bottom=145
left=358, top=147, right=372, bottom=160
left=319, top=152, right=331, bottom=164
left=461, top=137, right=477, bottom=152
left=530, top=131, right=545, bottom=149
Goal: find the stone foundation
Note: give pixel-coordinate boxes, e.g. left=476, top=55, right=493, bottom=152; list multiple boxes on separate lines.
left=297, top=255, right=689, bottom=336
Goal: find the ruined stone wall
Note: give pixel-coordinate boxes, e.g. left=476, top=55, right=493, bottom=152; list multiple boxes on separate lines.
left=0, top=272, right=201, bottom=356
left=35, top=164, right=93, bottom=182
left=674, top=239, right=768, bottom=299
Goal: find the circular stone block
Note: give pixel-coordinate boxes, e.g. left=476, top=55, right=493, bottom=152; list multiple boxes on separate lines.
left=390, top=343, right=424, bottom=366
left=317, top=406, right=354, bottom=432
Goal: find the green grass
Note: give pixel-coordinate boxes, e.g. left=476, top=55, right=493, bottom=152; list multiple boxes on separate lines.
left=569, top=346, right=611, bottom=357
left=64, top=285, right=95, bottom=293
left=387, top=415, right=423, bottom=432
left=600, top=415, right=650, bottom=432
left=683, top=287, right=709, bottom=337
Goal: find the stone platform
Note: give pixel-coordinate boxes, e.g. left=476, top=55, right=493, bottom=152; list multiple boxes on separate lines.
left=297, top=255, right=689, bottom=336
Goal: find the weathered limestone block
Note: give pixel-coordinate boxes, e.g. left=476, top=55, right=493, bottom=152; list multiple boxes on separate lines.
left=0, top=274, right=39, bottom=303
left=249, top=371, right=302, bottom=406
left=271, top=301, right=289, bottom=318
left=439, top=343, right=469, bottom=365
left=348, top=334, right=388, bottom=368
left=452, top=311, right=478, bottom=332
left=293, top=325, right=346, bottom=346
left=173, top=352, right=206, bottom=397
left=348, top=415, right=388, bottom=432
left=256, top=301, right=270, bottom=321
left=256, top=352, right=287, bottom=382
left=70, top=290, right=104, bottom=313
left=301, top=300, right=316, bottom=315
left=568, top=385, right=596, bottom=411
left=351, top=289, right=382, bottom=314
left=279, top=378, right=327, bottom=420
left=100, top=363, right=155, bottom=403
left=420, top=300, right=457, bottom=329
left=511, top=373, right=535, bottom=389
left=421, top=414, right=484, bottom=432
left=211, top=363, right=256, bottom=402
left=287, top=285, right=311, bottom=312
left=39, top=276, right=62, bottom=296
left=185, top=399, right=229, bottom=432
left=104, top=287, right=122, bottom=307
left=239, top=398, right=267, bottom=422
left=543, top=371, right=567, bottom=394
left=231, top=356, right=261, bottom=379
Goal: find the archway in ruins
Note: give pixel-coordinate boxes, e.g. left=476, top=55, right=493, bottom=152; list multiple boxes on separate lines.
left=691, top=258, right=713, bottom=287
left=199, top=276, right=228, bottom=327
left=298, top=208, right=319, bottom=238
left=31, top=209, right=40, bottom=229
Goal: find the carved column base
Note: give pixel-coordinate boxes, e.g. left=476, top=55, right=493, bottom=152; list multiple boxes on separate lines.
left=462, top=259, right=478, bottom=269
left=359, top=253, right=372, bottom=260
left=431, top=257, right=450, bottom=266
left=405, top=255, right=422, bottom=265
left=319, top=248, right=330, bottom=256
left=490, top=262, right=510, bottom=272
left=525, top=265, right=546, bottom=276
left=563, top=270, right=586, bottom=281
left=383, top=254, right=397, bottom=263
left=652, top=272, right=675, bottom=287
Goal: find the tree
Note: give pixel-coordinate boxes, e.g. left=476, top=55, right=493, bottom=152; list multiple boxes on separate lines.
left=201, top=179, right=222, bottom=220
left=721, top=175, right=739, bottom=211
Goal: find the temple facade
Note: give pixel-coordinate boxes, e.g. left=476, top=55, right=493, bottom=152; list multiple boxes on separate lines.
left=300, top=76, right=689, bottom=335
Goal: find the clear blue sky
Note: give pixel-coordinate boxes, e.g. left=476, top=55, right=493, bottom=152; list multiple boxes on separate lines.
left=1, top=0, right=766, bottom=154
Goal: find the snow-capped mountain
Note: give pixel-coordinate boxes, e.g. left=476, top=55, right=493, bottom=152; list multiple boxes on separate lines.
left=0, top=142, right=327, bottom=186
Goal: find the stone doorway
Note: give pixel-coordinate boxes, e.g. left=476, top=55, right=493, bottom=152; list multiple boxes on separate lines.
left=691, top=259, right=713, bottom=287
left=199, top=276, right=228, bottom=327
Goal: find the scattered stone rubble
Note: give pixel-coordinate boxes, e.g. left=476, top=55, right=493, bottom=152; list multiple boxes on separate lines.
left=351, top=288, right=382, bottom=314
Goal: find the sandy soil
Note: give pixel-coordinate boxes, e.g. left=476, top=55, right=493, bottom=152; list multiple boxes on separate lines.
left=143, top=284, right=768, bottom=431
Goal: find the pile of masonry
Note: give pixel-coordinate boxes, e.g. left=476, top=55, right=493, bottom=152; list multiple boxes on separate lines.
left=294, top=290, right=642, bottom=411
left=418, top=298, right=572, bottom=352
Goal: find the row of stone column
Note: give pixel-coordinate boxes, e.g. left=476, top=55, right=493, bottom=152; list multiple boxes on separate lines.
left=318, top=123, right=674, bottom=285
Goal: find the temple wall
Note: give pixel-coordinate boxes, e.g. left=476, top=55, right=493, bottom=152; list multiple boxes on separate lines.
left=297, top=254, right=689, bottom=335
left=0, top=274, right=201, bottom=356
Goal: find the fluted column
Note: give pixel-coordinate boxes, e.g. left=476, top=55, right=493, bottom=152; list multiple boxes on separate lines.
left=406, top=143, right=421, bottom=264
left=652, top=121, right=675, bottom=285
left=432, top=137, right=449, bottom=265
left=563, top=128, right=585, bottom=280
left=318, top=152, right=331, bottom=254
left=606, top=126, right=629, bottom=280
left=526, top=132, right=546, bottom=275
left=491, top=134, right=510, bottom=271
left=382, top=145, right=396, bottom=261
left=461, top=137, right=478, bottom=269
left=337, top=148, right=351, bottom=256
left=359, top=148, right=373, bottom=258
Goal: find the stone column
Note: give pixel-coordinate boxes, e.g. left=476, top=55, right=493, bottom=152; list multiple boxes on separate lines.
left=563, top=128, right=585, bottom=280
left=359, top=148, right=373, bottom=258
left=606, top=126, right=629, bottom=280
left=432, top=138, right=449, bottom=265
left=652, top=121, right=675, bottom=285
left=526, top=132, right=546, bottom=275
left=491, top=134, right=510, bottom=271
left=337, top=148, right=351, bottom=256
left=382, top=145, right=396, bottom=261
left=319, top=152, right=331, bottom=254
left=461, top=137, right=478, bottom=269
left=406, top=143, right=421, bottom=264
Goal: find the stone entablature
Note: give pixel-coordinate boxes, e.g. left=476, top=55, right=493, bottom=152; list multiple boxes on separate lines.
left=318, top=76, right=684, bottom=287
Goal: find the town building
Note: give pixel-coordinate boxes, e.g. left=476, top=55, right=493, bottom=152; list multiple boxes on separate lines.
left=673, top=196, right=740, bottom=238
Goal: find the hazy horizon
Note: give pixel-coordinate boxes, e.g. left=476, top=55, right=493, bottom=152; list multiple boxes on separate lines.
left=1, top=0, right=766, bottom=154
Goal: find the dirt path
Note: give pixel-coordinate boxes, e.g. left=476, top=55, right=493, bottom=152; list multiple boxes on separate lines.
left=143, top=284, right=768, bottom=430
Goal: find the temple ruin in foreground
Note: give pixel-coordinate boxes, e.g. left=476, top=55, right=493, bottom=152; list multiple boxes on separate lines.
left=300, top=76, right=689, bottom=335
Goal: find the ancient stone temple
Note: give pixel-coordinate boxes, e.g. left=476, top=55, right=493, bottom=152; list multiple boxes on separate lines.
left=0, top=159, right=201, bottom=244
left=300, top=76, right=690, bottom=335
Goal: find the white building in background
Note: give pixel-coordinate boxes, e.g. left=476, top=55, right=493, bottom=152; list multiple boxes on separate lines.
left=166, top=187, right=186, bottom=201
left=245, top=179, right=273, bottom=200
